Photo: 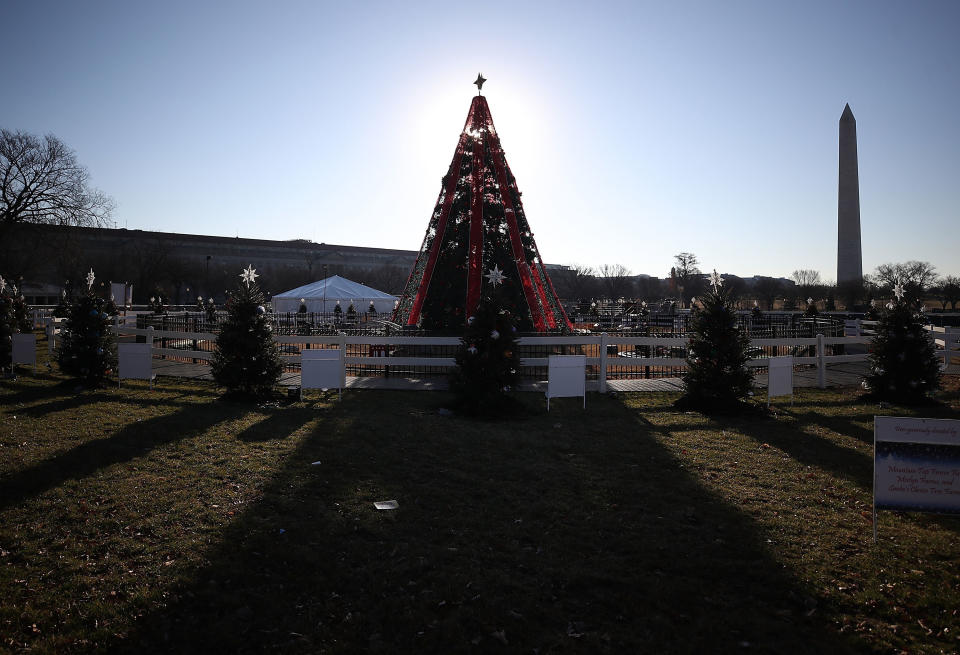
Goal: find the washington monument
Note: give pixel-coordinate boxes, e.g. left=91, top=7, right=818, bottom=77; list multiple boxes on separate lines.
left=837, top=103, right=862, bottom=284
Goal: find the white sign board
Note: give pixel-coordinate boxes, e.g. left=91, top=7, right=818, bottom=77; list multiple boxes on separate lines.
left=118, top=343, right=154, bottom=387
left=767, top=356, right=793, bottom=404
left=874, top=417, right=960, bottom=515
left=547, top=354, right=586, bottom=410
left=301, top=348, right=343, bottom=399
left=12, top=333, right=36, bottom=367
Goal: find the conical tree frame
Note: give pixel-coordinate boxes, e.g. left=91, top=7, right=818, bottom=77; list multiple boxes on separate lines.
left=393, top=95, right=571, bottom=332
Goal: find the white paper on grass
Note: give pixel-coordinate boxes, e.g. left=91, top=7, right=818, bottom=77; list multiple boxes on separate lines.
left=118, top=343, right=153, bottom=380
left=374, top=500, right=399, bottom=510
left=767, top=356, right=793, bottom=399
left=11, top=333, right=36, bottom=365
left=301, top=348, right=342, bottom=390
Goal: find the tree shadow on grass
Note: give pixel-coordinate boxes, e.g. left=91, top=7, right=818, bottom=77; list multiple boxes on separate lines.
left=120, top=392, right=870, bottom=654
left=0, top=401, right=248, bottom=512
left=1, top=378, right=220, bottom=418
left=234, top=406, right=322, bottom=442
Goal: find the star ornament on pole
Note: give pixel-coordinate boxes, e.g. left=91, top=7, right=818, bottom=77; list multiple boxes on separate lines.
left=709, top=269, right=724, bottom=293
left=473, top=73, right=486, bottom=94
left=240, top=265, right=259, bottom=287
left=485, top=265, right=507, bottom=287
left=86, top=268, right=96, bottom=291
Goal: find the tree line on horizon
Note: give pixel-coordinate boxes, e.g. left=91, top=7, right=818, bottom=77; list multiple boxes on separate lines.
left=3, top=128, right=958, bottom=311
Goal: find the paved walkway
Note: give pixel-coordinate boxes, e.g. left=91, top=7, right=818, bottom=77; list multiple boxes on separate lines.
left=149, top=357, right=870, bottom=393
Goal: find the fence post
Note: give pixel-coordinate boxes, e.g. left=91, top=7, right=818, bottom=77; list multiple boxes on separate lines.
left=599, top=333, right=608, bottom=394
left=817, top=333, right=826, bottom=389
left=338, top=332, right=347, bottom=390
left=147, top=326, right=155, bottom=351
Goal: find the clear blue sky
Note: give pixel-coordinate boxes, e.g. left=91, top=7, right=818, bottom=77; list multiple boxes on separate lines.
left=6, top=0, right=958, bottom=280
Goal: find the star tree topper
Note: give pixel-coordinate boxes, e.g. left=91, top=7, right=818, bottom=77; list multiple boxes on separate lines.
left=710, top=269, right=724, bottom=293
left=240, top=265, right=259, bottom=287
left=893, top=279, right=905, bottom=301
left=86, top=268, right=96, bottom=291
left=485, top=265, right=507, bottom=287
left=474, top=73, right=487, bottom=94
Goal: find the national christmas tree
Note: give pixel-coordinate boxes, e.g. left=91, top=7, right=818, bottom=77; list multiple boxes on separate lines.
left=57, top=269, right=119, bottom=386
left=211, top=266, right=282, bottom=397
left=866, top=281, right=940, bottom=402
left=450, top=285, right=522, bottom=416
left=393, top=75, right=571, bottom=332
left=679, top=271, right=754, bottom=411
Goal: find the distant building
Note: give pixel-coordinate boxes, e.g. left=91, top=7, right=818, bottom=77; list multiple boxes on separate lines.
left=2, top=224, right=418, bottom=304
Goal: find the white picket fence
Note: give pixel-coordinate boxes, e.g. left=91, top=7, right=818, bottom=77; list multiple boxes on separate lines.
left=32, top=317, right=956, bottom=390
left=106, top=322, right=881, bottom=391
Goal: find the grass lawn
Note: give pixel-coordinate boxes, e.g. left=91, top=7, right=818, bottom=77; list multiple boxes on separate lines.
left=2, top=358, right=959, bottom=653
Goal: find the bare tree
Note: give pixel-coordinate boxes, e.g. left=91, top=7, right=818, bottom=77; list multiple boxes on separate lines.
left=671, top=252, right=701, bottom=308
left=753, top=277, right=783, bottom=310
left=551, top=265, right=599, bottom=300
left=790, top=269, right=821, bottom=305
left=932, top=275, right=960, bottom=310
left=873, top=261, right=937, bottom=303
left=1, top=130, right=113, bottom=232
left=597, top=264, right=633, bottom=299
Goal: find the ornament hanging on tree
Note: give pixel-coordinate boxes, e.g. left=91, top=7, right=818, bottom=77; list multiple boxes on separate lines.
left=485, top=265, right=507, bottom=287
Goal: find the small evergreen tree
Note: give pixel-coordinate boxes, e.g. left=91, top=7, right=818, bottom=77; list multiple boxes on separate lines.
left=866, top=291, right=940, bottom=403
left=0, top=276, right=17, bottom=375
left=450, top=290, right=521, bottom=416
left=204, top=297, right=218, bottom=326
left=57, top=273, right=119, bottom=387
left=148, top=293, right=165, bottom=314
left=678, top=272, right=754, bottom=411
left=211, top=267, right=282, bottom=398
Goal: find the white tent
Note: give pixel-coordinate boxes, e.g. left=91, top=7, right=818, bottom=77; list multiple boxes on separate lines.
left=271, top=275, right=398, bottom=314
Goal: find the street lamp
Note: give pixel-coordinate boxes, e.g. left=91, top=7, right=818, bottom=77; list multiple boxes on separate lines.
left=322, top=264, right=328, bottom=314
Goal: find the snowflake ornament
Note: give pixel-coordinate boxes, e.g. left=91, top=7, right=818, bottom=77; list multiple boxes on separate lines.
left=240, top=265, right=259, bottom=286
left=86, top=268, right=96, bottom=290
left=709, top=269, right=724, bottom=292
left=485, top=265, right=507, bottom=287
left=893, top=280, right=905, bottom=301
